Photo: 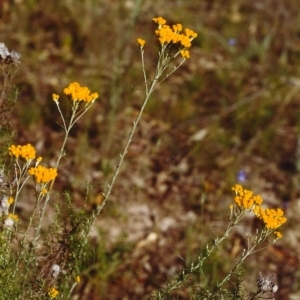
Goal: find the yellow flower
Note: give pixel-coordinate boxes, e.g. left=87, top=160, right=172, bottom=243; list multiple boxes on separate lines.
left=52, top=94, right=59, bottom=102
left=48, top=287, right=59, bottom=299
left=76, top=275, right=81, bottom=283
left=179, top=35, right=192, bottom=48
left=29, top=165, right=58, bottom=183
left=172, top=24, right=183, bottom=33
left=8, top=213, right=18, bottom=221
left=63, top=82, right=98, bottom=103
left=4, top=213, right=18, bottom=227
left=8, top=197, right=14, bottom=205
left=137, top=38, right=146, bottom=48
left=152, top=17, right=167, bottom=26
left=152, top=17, right=197, bottom=53
left=180, top=49, right=190, bottom=59
left=35, top=156, right=43, bottom=167
left=232, top=184, right=287, bottom=231
left=231, top=184, right=263, bottom=209
left=254, top=207, right=287, bottom=230
left=274, top=231, right=282, bottom=239
left=9, top=144, right=36, bottom=161
left=41, top=188, right=48, bottom=195
left=184, top=28, right=198, bottom=39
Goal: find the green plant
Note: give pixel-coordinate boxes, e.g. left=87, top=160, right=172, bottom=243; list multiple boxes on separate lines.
left=153, top=185, right=285, bottom=299
left=0, top=15, right=287, bottom=300
left=1, top=82, right=98, bottom=299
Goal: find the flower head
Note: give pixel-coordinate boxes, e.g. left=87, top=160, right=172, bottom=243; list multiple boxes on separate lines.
left=151, top=17, right=197, bottom=59
left=253, top=206, right=287, bottom=230
left=180, top=49, right=190, bottom=60
left=41, top=188, right=48, bottom=195
left=137, top=38, right=146, bottom=48
left=51, top=264, right=60, bottom=278
left=232, top=184, right=263, bottom=209
left=0, top=195, right=13, bottom=216
left=232, top=184, right=287, bottom=231
left=29, top=165, right=58, bottom=184
left=257, top=272, right=278, bottom=294
left=0, top=42, right=21, bottom=65
left=237, top=170, right=247, bottom=182
left=63, top=82, right=98, bottom=103
left=9, top=144, right=36, bottom=161
left=4, top=213, right=18, bottom=227
left=152, top=17, right=167, bottom=27
left=52, top=94, right=59, bottom=102
left=48, top=287, right=59, bottom=299
left=228, top=38, right=237, bottom=46
left=274, top=231, right=282, bottom=239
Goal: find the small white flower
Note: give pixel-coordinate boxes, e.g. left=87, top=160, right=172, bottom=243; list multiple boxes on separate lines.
left=257, top=272, right=278, bottom=294
left=4, top=216, right=14, bottom=227
left=0, top=195, right=10, bottom=217
left=272, top=284, right=278, bottom=293
left=51, top=264, right=60, bottom=278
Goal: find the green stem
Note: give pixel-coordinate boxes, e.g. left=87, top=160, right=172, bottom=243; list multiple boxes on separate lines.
left=96, top=76, right=158, bottom=216
left=33, top=102, right=89, bottom=246
left=216, top=229, right=274, bottom=290
left=154, top=209, right=249, bottom=297
left=95, top=49, right=186, bottom=217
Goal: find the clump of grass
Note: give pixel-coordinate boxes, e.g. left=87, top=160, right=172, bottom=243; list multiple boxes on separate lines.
left=0, top=16, right=287, bottom=300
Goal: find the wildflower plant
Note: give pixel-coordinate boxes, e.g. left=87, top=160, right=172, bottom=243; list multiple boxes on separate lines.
left=154, top=185, right=286, bottom=299
left=0, top=16, right=287, bottom=300
left=96, top=17, right=197, bottom=216
left=0, top=81, right=98, bottom=299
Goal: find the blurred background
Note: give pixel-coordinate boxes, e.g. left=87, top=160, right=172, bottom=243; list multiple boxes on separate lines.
left=1, top=0, right=300, bottom=299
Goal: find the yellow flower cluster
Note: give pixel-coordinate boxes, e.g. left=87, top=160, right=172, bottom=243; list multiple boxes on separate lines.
left=29, top=165, right=58, bottom=184
left=63, top=82, right=99, bottom=103
left=9, top=144, right=36, bottom=161
left=152, top=16, right=197, bottom=59
left=253, top=206, right=287, bottom=230
left=232, top=184, right=263, bottom=209
left=137, top=17, right=197, bottom=59
left=232, top=184, right=287, bottom=234
left=48, top=287, right=59, bottom=299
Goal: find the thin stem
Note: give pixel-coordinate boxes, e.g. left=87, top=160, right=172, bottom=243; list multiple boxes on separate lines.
left=68, top=282, right=78, bottom=298
left=141, top=49, right=148, bottom=94
left=12, top=162, right=31, bottom=214
left=23, top=193, right=44, bottom=243
left=95, top=51, right=186, bottom=216
left=154, top=208, right=252, bottom=297
left=96, top=76, right=158, bottom=216
left=33, top=102, right=87, bottom=245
